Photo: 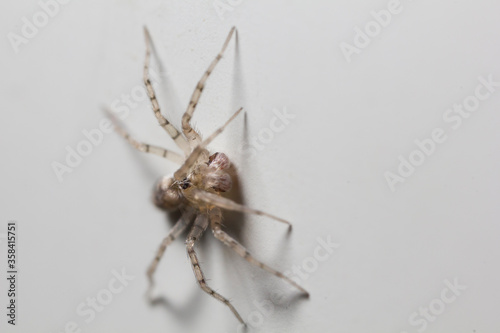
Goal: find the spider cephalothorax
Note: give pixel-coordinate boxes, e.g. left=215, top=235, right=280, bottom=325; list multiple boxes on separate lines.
left=107, top=26, right=308, bottom=325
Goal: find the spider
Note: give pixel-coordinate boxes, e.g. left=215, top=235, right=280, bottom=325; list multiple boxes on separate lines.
left=106, top=26, right=308, bottom=324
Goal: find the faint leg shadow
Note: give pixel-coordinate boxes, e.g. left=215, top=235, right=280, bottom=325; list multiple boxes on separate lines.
left=147, top=222, right=211, bottom=325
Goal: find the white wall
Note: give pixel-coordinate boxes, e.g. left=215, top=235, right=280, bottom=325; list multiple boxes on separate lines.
left=1, top=1, right=500, bottom=332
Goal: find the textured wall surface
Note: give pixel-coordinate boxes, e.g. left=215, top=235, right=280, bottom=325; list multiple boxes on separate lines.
left=1, top=1, right=500, bottom=332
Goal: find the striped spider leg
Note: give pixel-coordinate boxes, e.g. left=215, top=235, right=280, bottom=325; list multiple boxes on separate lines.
left=208, top=207, right=308, bottom=295
left=181, top=26, right=236, bottom=147
left=143, top=27, right=191, bottom=156
left=108, top=26, right=308, bottom=325
left=186, top=213, right=244, bottom=323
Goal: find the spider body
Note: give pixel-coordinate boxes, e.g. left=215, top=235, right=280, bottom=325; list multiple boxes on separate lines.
left=107, top=26, right=308, bottom=324
left=187, top=152, right=233, bottom=193
left=154, top=152, right=232, bottom=211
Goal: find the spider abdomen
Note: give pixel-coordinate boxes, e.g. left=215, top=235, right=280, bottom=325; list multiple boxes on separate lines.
left=206, top=152, right=232, bottom=192
left=205, top=170, right=232, bottom=192
left=208, top=152, right=230, bottom=170
left=191, top=160, right=233, bottom=193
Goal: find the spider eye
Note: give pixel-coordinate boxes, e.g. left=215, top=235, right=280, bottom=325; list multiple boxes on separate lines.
left=180, top=178, right=191, bottom=189
left=153, top=176, right=182, bottom=210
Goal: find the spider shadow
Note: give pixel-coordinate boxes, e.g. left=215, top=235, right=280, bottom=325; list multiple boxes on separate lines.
left=146, top=210, right=212, bottom=327
left=146, top=28, right=186, bottom=136
left=221, top=29, right=304, bottom=324
left=222, top=26, right=247, bottom=241
left=268, top=289, right=310, bottom=325
left=148, top=285, right=206, bottom=326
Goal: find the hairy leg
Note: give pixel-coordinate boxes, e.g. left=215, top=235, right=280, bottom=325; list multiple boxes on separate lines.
left=182, top=27, right=236, bottom=146
left=143, top=27, right=190, bottom=155
left=186, top=213, right=244, bottom=324
left=210, top=208, right=308, bottom=295
left=146, top=209, right=194, bottom=298
left=174, top=107, right=243, bottom=180
left=193, top=189, right=291, bottom=227
left=104, top=108, right=184, bottom=164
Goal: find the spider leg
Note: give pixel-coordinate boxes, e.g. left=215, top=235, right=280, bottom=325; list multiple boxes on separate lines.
left=174, top=107, right=243, bottom=180
left=143, top=27, right=191, bottom=155
left=209, top=208, right=308, bottom=295
left=186, top=214, right=244, bottom=324
left=192, top=189, right=291, bottom=227
left=104, top=108, right=184, bottom=164
left=181, top=27, right=236, bottom=147
left=146, top=209, right=194, bottom=299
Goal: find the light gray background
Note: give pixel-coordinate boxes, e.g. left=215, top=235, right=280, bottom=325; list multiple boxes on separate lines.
left=1, top=1, right=499, bottom=332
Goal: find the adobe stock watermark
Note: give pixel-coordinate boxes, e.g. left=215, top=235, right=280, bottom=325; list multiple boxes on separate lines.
left=55, top=267, right=135, bottom=333
left=385, top=74, right=499, bottom=192
left=236, top=235, right=339, bottom=331
left=400, top=278, right=466, bottom=333
left=51, top=69, right=163, bottom=183
left=7, top=0, right=73, bottom=54
left=340, top=0, right=419, bottom=63
left=238, top=106, right=296, bottom=158
left=213, top=0, right=244, bottom=21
